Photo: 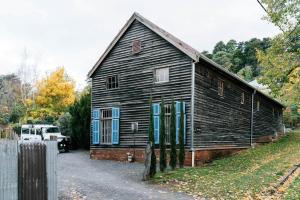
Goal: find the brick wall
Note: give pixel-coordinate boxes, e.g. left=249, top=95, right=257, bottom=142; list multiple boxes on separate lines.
left=90, top=147, right=247, bottom=166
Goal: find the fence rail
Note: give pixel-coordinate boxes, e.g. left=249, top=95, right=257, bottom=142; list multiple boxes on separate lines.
left=0, top=140, right=57, bottom=200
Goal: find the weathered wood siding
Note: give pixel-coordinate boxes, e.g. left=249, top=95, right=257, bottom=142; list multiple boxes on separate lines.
left=253, top=93, right=283, bottom=140
left=194, top=60, right=253, bottom=148
left=194, top=60, right=284, bottom=148
left=91, top=20, right=192, bottom=149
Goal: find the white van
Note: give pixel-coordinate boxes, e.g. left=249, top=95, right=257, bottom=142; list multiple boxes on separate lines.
left=21, top=124, right=42, bottom=142
left=21, top=124, right=70, bottom=152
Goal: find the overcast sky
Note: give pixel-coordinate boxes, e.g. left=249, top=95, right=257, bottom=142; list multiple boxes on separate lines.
left=0, top=0, right=279, bottom=89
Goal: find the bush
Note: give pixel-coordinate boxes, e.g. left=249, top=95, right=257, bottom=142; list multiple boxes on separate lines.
left=169, top=100, right=177, bottom=170
left=56, top=112, right=72, bottom=136
left=178, top=99, right=185, bottom=168
left=69, top=88, right=91, bottom=150
left=159, top=99, right=166, bottom=172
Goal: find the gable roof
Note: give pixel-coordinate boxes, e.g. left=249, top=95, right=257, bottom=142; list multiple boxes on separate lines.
left=88, top=12, right=284, bottom=107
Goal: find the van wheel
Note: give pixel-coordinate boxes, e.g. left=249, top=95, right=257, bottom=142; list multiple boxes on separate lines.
left=64, top=146, right=69, bottom=152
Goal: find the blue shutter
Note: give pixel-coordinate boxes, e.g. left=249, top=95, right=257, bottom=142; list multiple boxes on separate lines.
left=184, top=112, right=186, bottom=144
left=153, top=103, right=160, bottom=144
left=175, top=101, right=186, bottom=144
left=112, top=107, right=120, bottom=144
left=92, top=109, right=100, bottom=144
left=175, top=102, right=180, bottom=144
left=183, top=102, right=186, bottom=144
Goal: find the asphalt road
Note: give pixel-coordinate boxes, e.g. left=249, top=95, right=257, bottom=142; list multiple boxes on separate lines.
left=57, top=150, right=193, bottom=200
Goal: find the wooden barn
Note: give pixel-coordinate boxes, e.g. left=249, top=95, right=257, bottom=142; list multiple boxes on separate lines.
left=88, top=12, right=284, bottom=166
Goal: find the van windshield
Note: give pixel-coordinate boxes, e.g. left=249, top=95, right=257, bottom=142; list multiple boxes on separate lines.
left=22, top=128, right=30, bottom=134
left=46, top=127, right=60, bottom=133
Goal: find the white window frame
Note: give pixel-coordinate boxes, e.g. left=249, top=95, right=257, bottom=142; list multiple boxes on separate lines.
left=106, top=75, right=118, bottom=90
left=100, top=108, right=112, bottom=144
left=154, top=67, right=169, bottom=83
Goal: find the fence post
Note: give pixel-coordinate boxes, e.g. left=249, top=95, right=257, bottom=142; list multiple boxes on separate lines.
left=0, top=140, right=18, bottom=200
left=46, top=141, right=58, bottom=200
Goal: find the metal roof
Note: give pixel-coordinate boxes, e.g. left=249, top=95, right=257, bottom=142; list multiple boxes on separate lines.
left=87, top=12, right=284, bottom=107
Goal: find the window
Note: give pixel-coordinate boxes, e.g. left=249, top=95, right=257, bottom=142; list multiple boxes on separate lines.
left=218, top=79, right=224, bottom=96
left=106, top=75, right=118, bottom=89
left=46, top=127, right=60, bottom=133
left=241, top=92, right=245, bottom=104
left=101, top=109, right=112, bottom=144
left=154, top=67, right=169, bottom=83
left=273, top=108, right=275, bottom=116
left=164, top=104, right=171, bottom=144
left=257, top=101, right=260, bottom=111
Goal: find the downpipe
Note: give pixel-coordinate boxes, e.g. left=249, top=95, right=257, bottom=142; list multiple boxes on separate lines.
left=191, top=61, right=196, bottom=167
left=250, top=90, right=256, bottom=147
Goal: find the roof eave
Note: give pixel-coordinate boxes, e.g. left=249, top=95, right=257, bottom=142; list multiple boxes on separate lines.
left=197, top=54, right=285, bottom=107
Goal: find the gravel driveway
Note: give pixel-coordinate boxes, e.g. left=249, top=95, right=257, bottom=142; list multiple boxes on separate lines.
left=57, top=150, right=193, bottom=200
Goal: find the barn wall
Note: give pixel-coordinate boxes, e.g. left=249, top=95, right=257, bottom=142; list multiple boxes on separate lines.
left=194, top=61, right=253, bottom=148
left=252, top=93, right=284, bottom=142
left=91, top=20, right=192, bottom=149
left=194, top=60, right=284, bottom=148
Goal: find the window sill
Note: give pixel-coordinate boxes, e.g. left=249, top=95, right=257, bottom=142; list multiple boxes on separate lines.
left=154, top=81, right=169, bottom=85
left=106, top=88, right=119, bottom=91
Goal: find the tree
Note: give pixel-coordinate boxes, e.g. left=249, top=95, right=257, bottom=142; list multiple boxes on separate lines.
left=9, top=104, right=26, bottom=123
left=148, top=97, right=156, bottom=178
left=259, top=0, right=300, bottom=33
left=26, top=67, right=75, bottom=121
left=69, top=86, right=91, bottom=149
left=201, top=51, right=213, bottom=59
left=17, top=48, right=37, bottom=105
left=178, top=100, right=185, bottom=168
left=237, top=66, right=254, bottom=82
left=169, top=100, right=177, bottom=170
left=0, top=74, right=24, bottom=124
left=212, top=51, right=233, bottom=70
left=257, top=0, right=300, bottom=106
left=159, top=99, right=166, bottom=172
left=213, top=41, right=226, bottom=54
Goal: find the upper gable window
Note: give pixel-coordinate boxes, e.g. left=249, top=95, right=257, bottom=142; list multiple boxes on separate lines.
left=106, top=75, right=118, bottom=90
left=132, top=40, right=142, bottom=54
left=154, top=67, right=169, bottom=83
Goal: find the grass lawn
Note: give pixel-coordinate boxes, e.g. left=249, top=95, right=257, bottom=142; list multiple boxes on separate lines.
left=154, top=130, right=300, bottom=199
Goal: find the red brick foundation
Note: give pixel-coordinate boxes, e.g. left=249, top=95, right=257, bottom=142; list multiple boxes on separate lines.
left=254, top=132, right=285, bottom=143
left=90, top=147, right=246, bottom=166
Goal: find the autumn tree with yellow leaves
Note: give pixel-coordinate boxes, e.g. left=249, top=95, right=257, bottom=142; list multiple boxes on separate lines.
left=25, top=67, right=75, bottom=122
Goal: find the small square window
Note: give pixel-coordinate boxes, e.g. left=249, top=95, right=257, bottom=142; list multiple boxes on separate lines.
left=106, top=75, right=118, bottom=90
left=154, top=67, right=169, bottom=83
left=218, top=79, right=224, bottom=97
left=241, top=92, right=245, bottom=104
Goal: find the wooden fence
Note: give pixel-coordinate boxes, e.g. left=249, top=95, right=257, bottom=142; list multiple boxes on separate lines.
left=0, top=140, right=57, bottom=200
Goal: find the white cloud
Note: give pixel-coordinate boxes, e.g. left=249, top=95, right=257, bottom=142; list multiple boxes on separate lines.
left=0, top=0, right=280, bottom=90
